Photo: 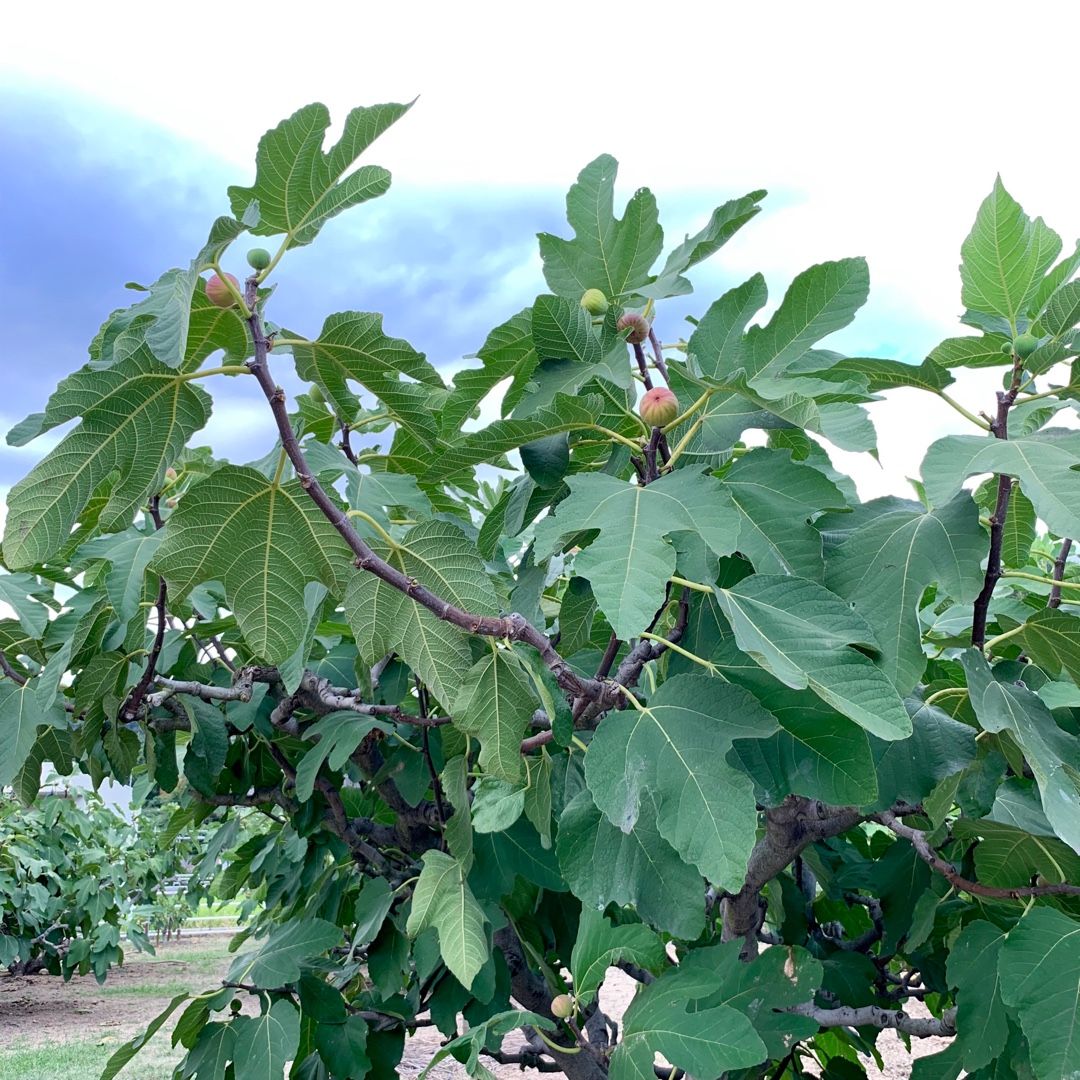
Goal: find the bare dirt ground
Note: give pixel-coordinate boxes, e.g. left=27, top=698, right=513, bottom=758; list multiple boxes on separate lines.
left=0, top=937, right=948, bottom=1078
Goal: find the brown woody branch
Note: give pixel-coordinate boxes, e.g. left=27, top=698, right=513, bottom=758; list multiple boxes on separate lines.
left=243, top=277, right=597, bottom=705
left=972, top=356, right=1024, bottom=647
left=0, top=651, right=28, bottom=685
left=875, top=810, right=1080, bottom=898
left=1049, top=537, right=1074, bottom=609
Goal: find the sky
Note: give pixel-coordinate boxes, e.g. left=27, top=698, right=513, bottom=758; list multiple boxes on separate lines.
left=3, top=0, right=1080, bottom=514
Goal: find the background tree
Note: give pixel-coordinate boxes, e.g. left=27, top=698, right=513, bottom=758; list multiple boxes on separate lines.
left=3, top=100, right=1080, bottom=1079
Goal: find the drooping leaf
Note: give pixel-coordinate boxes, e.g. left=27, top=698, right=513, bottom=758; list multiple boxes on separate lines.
left=288, top=312, right=444, bottom=448
left=101, top=993, right=190, bottom=1080
left=585, top=674, right=777, bottom=889
left=3, top=347, right=211, bottom=569
left=714, top=574, right=912, bottom=740
left=962, top=650, right=1080, bottom=853
left=418, top=1010, right=555, bottom=1080
left=228, top=918, right=342, bottom=986
left=232, top=1000, right=301, bottom=1080
left=1015, top=607, right=1080, bottom=685
left=452, top=650, right=536, bottom=784
left=823, top=495, right=986, bottom=695
left=921, top=430, right=1080, bottom=541
left=152, top=466, right=350, bottom=664
left=999, top=908, right=1080, bottom=1080
left=570, top=907, right=666, bottom=1007
left=228, top=101, right=411, bottom=247
left=0, top=681, right=67, bottom=787
left=721, top=448, right=847, bottom=579
left=295, top=713, right=392, bottom=801
left=1001, top=484, right=1037, bottom=569
left=534, top=470, right=739, bottom=640
left=556, top=789, right=705, bottom=940
left=947, top=920, right=1009, bottom=1073
left=0, top=572, right=52, bottom=638
left=406, top=850, right=488, bottom=990
left=344, top=520, right=500, bottom=708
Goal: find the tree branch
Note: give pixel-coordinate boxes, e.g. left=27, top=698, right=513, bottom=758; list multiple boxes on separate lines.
left=0, top=651, right=28, bottom=685
left=244, top=279, right=598, bottom=705
left=972, top=357, right=1024, bottom=647
left=876, top=810, right=1080, bottom=898
left=785, top=1001, right=956, bottom=1038
left=1049, top=537, right=1074, bottom=609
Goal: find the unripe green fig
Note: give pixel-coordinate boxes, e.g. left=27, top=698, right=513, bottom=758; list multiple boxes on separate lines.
left=617, top=312, right=651, bottom=345
left=246, top=247, right=272, bottom=271
left=205, top=273, right=240, bottom=308
left=165, top=497, right=178, bottom=509
left=1012, top=331, right=1040, bottom=358
left=640, top=386, right=679, bottom=428
left=580, top=288, right=609, bottom=315
left=551, top=994, right=574, bottom=1019
left=308, top=384, right=325, bottom=404
left=1000, top=341, right=1014, bottom=354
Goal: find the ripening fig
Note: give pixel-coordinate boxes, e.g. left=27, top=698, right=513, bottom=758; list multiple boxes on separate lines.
left=580, top=288, right=609, bottom=315
left=1012, top=331, right=1040, bottom=358
left=246, top=247, right=272, bottom=271
left=640, top=386, right=679, bottom=428
left=165, top=497, right=178, bottom=509
left=551, top=994, right=574, bottom=1019
left=205, top=273, right=240, bottom=308
left=165, top=467, right=178, bottom=482
left=617, top=312, right=651, bottom=344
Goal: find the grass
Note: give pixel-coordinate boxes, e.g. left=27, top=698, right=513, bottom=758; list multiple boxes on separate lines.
left=0, top=937, right=236, bottom=1080
left=0, top=1034, right=184, bottom=1080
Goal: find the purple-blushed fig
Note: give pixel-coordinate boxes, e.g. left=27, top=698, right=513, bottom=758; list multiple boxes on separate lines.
left=618, top=312, right=650, bottom=344
left=640, top=386, right=679, bottom=427
left=206, top=273, right=240, bottom=308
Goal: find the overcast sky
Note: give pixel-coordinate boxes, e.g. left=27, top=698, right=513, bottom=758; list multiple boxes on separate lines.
left=3, top=0, right=1080, bottom=513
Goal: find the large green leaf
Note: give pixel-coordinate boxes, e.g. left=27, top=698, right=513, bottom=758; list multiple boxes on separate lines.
left=960, top=177, right=1060, bottom=328
left=101, top=993, right=190, bottom=1080
left=232, top=1000, right=300, bottom=1080
left=722, top=448, right=847, bottom=579
left=1015, top=608, right=1080, bottom=684
left=344, top=520, right=500, bottom=708
left=405, top=850, right=488, bottom=990
left=556, top=789, right=705, bottom=939
left=0, top=573, right=52, bottom=638
left=687, top=275, right=768, bottom=382
left=228, top=101, right=410, bottom=247
left=948, top=920, right=1009, bottom=1072
left=452, top=649, right=536, bottom=784
left=0, top=681, right=67, bottom=787
left=1001, top=484, right=1037, bottom=568
left=288, top=311, right=444, bottom=448
left=538, top=154, right=663, bottom=300
left=228, top=918, right=342, bottom=986
left=570, top=907, right=665, bottom=1008
left=741, top=258, right=870, bottom=386
left=714, top=574, right=911, bottom=740
left=534, top=471, right=739, bottom=640
left=152, top=466, right=349, bottom=664
left=999, top=908, right=1080, bottom=1080
left=424, top=393, right=605, bottom=481
left=922, top=430, right=1080, bottom=543
left=3, top=347, right=211, bottom=569
left=295, top=713, right=392, bottom=801
left=962, top=650, right=1080, bottom=853
left=641, top=191, right=767, bottom=300
left=824, top=495, right=986, bottom=695
left=585, top=674, right=777, bottom=890
left=610, top=954, right=767, bottom=1080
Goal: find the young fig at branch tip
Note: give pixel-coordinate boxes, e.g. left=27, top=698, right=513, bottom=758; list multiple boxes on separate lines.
left=550, top=993, right=575, bottom=1019
left=205, top=272, right=241, bottom=308
left=580, top=288, right=609, bottom=315
left=617, top=311, right=651, bottom=344
left=246, top=247, right=272, bottom=271
left=640, top=386, right=679, bottom=428
left=1012, top=330, right=1040, bottom=358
